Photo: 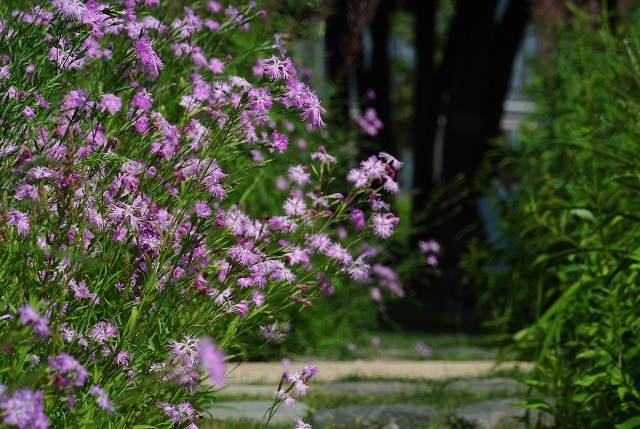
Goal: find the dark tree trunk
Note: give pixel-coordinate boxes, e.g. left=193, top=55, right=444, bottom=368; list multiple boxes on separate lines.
left=324, top=0, right=352, bottom=128
left=408, top=0, right=531, bottom=330
left=411, top=0, right=437, bottom=212
left=358, top=0, right=396, bottom=158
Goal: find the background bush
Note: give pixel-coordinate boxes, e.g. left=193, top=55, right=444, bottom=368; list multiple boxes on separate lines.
left=463, top=6, right=640, bottom=427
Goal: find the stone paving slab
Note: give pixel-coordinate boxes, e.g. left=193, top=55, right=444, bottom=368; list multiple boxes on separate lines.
left=220, top=381, right=428, bottom=398
left=226, top=360, right=534, bottom=384
left=204, top=400, right=309, bottom=425
left=449, top=397, right=554, bottom=429
left=446, top=377, right=528, bottom=394
left=312, top=404, right=440, bottom=429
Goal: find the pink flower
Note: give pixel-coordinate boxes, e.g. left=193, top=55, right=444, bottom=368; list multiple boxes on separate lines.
left=302, top=363, right=318, bottom=381
left=294, top=417, right=312, bottom=429
left=349, top=208, right=366, bottom=231
left=18, top=304, right=49, bottom=338
left=48, top=352, right=90, bottom=387
left=7, top=208, right=29, bottom=236
left=347, top=256, right=371, bottom=283
left=426, top=255, right=438, bottom=267
left=0, top=389, right=49, bottom=429
left=288, top=165, right=310, bottom=186
left=270, top=130, right=289, bottom=153
left=228, top=243, right=260, bottom=266
left=371, top=213, right=399, bottom=239
left=247, top=87, right=272, bottom=113
left=97, top=93, right=122, bottom=114
left=0, top=65, right=10, bottom=80
left=89, top=321, right=118, bottom=344
left=22, top=107, right=35, bottom=119
left=116, top=351, right=130, bottom=366
left=277, top=389, right=296, bottom=406
left=88, top=385, right=115, bottom=414
left=134, top=38, right=163, bottom=79
left=416, top=341, right=432, bottom=357
left=208, top=1, right=222, bottom=12
left=310, top=146, right=336, bottom=164
left=262, top=56, right=296, bottom=81
left=208, top=57, right=224, bottom=73
left=418, top=239, right=441, bottom=254
left=283, top=196, right=306, bottom=217
left=194, top=201, right=212, bottom=218
left=197, top=336, right=227, bottom=387
left=53, top=0, right=88, bottom=20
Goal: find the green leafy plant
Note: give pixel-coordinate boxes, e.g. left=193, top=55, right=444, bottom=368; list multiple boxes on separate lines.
left=463, top=5, right=640, bottom=428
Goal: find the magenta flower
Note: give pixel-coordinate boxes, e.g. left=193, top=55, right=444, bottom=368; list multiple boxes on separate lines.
left=134, top=38, right=163, bottom=79
left=301, top=93, right=326, bottom=130
left=208, top=0, right=222, bottom=12
left=197, top=336, right=227, bottom=387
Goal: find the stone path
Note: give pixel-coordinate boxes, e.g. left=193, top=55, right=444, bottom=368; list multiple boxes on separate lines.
left=225, top=360, right=534, bottom=384
left=203, top=359, right=548, bottom=429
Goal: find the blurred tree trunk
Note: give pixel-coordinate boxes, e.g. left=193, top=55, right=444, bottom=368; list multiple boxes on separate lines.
left=358, top=0, right=396, bottom=158
left=411, top=0, right=437, bottom=210
left=324, top=0, right=382, bottom=130
left=410, top=0, right=531, bottom=329
left=324, top=0, right=352, bottom=128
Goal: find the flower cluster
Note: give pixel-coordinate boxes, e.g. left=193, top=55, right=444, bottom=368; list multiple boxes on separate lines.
left=0, top=0, right=406, bottom=427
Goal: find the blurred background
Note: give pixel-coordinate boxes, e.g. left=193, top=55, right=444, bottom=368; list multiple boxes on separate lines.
left=260, top=0, right=546, bottom=334
left=253, top=0, right=640, bottom=339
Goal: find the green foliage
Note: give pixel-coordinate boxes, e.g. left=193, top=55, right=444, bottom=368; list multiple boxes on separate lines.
left=462, top=6, right=640, bottom=427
